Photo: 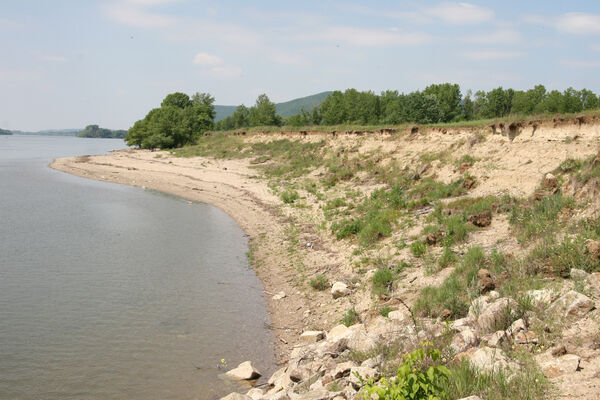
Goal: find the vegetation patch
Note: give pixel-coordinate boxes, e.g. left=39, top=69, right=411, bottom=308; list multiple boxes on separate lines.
left=310, top=274, right=329, bottom=291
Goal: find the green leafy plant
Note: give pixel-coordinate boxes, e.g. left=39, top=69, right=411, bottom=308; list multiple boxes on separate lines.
left=342, top=308, right=359, bottom=327
left=280, top=190, right=300, bottom=204
left=372, top=268, right=395, bottom=296
left=410, top=240, right=427, bottom=257
left=361, top=345, right=450, bottom=400
left=310, top=274, right=329, bottom=291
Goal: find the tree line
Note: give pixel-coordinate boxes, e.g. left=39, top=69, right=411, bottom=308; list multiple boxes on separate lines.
left=125, top=84, right=600, bottom=149
left=77, top=125, right=127, bottom=138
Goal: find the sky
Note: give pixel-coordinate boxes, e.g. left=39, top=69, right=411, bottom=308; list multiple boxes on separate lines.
left=2, top=1, right=600, bottom=131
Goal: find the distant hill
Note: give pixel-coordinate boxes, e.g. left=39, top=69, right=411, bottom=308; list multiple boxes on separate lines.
left=214, top=91, right=333, bottom=121
left=77, top=125, right=126, bottom=139
left=13, top=129, right=80, bottom=136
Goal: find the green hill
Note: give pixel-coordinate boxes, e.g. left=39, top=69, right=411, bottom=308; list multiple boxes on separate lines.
left=214, top=91, right=332, bottom=121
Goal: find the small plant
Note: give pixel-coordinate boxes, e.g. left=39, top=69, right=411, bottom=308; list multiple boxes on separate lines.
left=380, top=306, right=393, bottom=317
left=342, top=308, right=359, bottom=327
left=280, top=190, right=300, bottom=204
left=410, top=240, right=427, bottom=257
left=361, top=345, right=450, bottom=400
left=372, top=268, right=395, bottom=296
left=438, top=246, right=457, bottom=268
left=310, top=274, right=329, bottom=291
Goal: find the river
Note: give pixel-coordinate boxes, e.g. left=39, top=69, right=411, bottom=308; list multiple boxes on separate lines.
left=0, top=135, right=276, bottom=400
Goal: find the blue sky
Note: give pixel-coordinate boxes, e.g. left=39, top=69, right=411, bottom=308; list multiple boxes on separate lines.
left=2, top=1, right=600, bottom=131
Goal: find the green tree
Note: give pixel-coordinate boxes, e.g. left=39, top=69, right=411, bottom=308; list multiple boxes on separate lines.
left=423, top=83, right=462, bottom=122
left=320, top=91, right=346, bottom=125
left=161, top=92, right=191, bottom=109
left=249, top=94, right=281, bottom=126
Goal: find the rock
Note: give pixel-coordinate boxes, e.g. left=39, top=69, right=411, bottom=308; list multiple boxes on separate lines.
left=476, top=298, right=518, bottom=332
left=333, top=361, right=357, bottom=378
left=387, top=310, right=410, bottom=323
left=268, top=367, right=287, bottom=386
left=458, top=346, right=517, bottom=374
left=469, top=211, right=492, bottom=227
left=348, top=366, right=379, bottom=386
left=226, top=361, right=261, bottom=380
left=587, top=239, right=600, bottom=259
left=477, top=269, right=495, bottom=293
left=327, top=324, right=350, bottom=341
left=526, top=289, right=557, bottom=306
left=361, top=355, right=382, bottom=369
left=439, top=308, right=452, bottom=321
left=506, top=318, right=526, bottom=337
left=467, top=291, right=500, bottom=319
left=540, top=354, right=581, bottom=378
left=300, top=331, right=325, bottom=344
left=551, top=290, right=595, bottom=318
left=309, top=379, right=324, bottom=391
left=570, top=268, right=590, bottom=281
left=346, top=324, right=376, bottom=353
left=331, top=282, right=349, bottom=299
left=551, top=345, right=567, bottom=357
left=588, top=273, right=600, bottom=297
left=247, top=389, right=264, bottom=400
left=514, top=330, right=538, bottom=345
left=543, top=173, right=558, bottom=189
left=457, top=397, right=483, bottom=400
left=272, top=291, right=286, bottom=300
left=425, top=230, right=444, bottom=245
left=298, top=389, right=331, bottom=400
left=483, top=330, right=509, bottom=348
left=451, top=326, right=479, bottom=353
left=221, top=394, right=253, bottom=400
left=451, top=317, right=475, bottom=332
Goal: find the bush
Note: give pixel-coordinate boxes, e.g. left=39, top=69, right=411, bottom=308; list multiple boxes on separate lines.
left=372, top=268, right=395, bottom=296
left=342, top=308, right=359, bottom=327
left=281, top=190, right=300, bottom=204
left=310, top=274, right=329, bottom=290
left=410, top=240, right=427, bottom=257
left=361, top=345, right=450, bottom=400
left=380, top=306, right=393, bottom=317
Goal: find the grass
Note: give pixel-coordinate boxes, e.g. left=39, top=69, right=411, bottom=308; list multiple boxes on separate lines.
left=372, top=268, right=395, bottom=297
left=415, top=246, right=487, bottom=318
left=528, top=236, right=600, bottom=277
left=280, top=189, right=300, bottom=204
left=410, top=240, right=427, bottom=257
left=380, top=306, right=393, bottom=317
left=509, top=193, right=574, bottom=242
left=342, top=308, right=359, bottom=327
left=310, top=274, right=329, bottom=291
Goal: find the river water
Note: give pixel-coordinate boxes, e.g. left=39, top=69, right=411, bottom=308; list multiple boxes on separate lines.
left=0, top=135, right=276, bottom=400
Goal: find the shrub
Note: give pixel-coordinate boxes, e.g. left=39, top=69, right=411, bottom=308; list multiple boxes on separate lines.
left=510, top=193, right=574, bottom=242
left=410, top=240, right=427, bottom=257
left=280, top=190, right=300, bottom=204
left=310, top=274, right=329, bottom=290
left=372, top=268, right=395, bottom=296
left=342, top=308, right=359, bottom=327
left=438, top=246, right=457, bottom=268
left=361, top=345, right=450, bottom=400
left=380, top=306, right=393, bottom=317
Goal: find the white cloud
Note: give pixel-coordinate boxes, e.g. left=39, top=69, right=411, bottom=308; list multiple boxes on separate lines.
left=309, top=26, right=431, bottom=47
left=463, top=50, right=522, bottom=60
left=193, top=53, right=223, bottom=66
left=463, top=28, right=522, bottom=44
left=556, top=12, right=600, bottom=35
left=425, top=2, right=493, bottom=24
left=104, top=1, right=176, bottom=28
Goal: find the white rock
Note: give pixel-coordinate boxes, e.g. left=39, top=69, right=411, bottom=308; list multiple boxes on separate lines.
left=272, top=291, right=286, bottom=300
left=485, top=330, right=509, bottom=348
left=461, top=346, right=517, bottom=374
left=540, top=354, right=581, bottom=378
left=346, top=324, right=376, bottom=353
left=387, top=310, right=410, bottom=323
left=570, top=268, right=589, bottom=281
left=526, top=289, right=557, bottom=306
left=246, top=388, right=264, bottom=400
left=298, top=389, right=331, bottom=400
left=476, top=298, right=518, bottom=332
left=225, top=361, right=261, bottom=380
left=457, top=397, right=483, bottom=400
left=506, top=318, right=526, bottom=336
left=451, top=327, right=479, bottom=353
left=331, top=282, right=349, bottom=299
left=551, top=290, right=595, bottom=318
left=333, top=361, right=357, bottom=378
left=327, top=324, right=351, bottom=341
left=220, top=393, right=253, bottom=400
left=300, top=330, right=325, bottom=344
left=348, top=366, right=379, bottom=386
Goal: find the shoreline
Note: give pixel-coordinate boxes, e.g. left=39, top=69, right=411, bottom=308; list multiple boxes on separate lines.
left=50, top=149, right=329, bottom=362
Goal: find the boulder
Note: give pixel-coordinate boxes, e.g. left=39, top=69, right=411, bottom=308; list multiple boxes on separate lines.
left=506, top=318, right=526, bottom=337
left=272, top=291, right=286, bottom=300
left=221, top=394, right=253, bottom=400
left=526, top=289, right=557, bottom=306
left=570, top=268, right=590, bottom=281
left=300, top=331, right=325, bottom=344
left=348, top=366, right=379, bottom=386
left=551, top=290, right=595, bottom=318
left=458, top=346, right=517, bottom=374
left=298, top=389, right=331, bottom=400
left=476, top=297, right=518, bottom=332
left=361, top=355, right=382, bottom=369
left=268, top=367, right=287, bottom=386
left=247, top=389, right=264, bottom=400
left=331, top=282, right=349, bottom=299
left=469, top=211, right=492, bottom=227
left=327, top=324, right=350, bottom=341
left=540, top=354, right=581, bottom=378
left=587, top=239, right=600, bottom=259
left=333, top=361, right=357, bottom=378
left=543, top=173, right=558, bottom=189
left=588, top=272, right=600, bottom=297
left=346, top=324, right=376, bottom=352
left=483, top=330, right=509, bottom=348
left=514, top=330, right=538, bottom=345
left=226, top=361, right=261, bottom=380
left=477, top=269, right=495, bottom=293
left=457, top=397, right=483, bottom=400
left=387, top=310, right=410, bottom=323
left=425, top=230, right=444, bottom=245
left=467, top=291, right=500, bottom=319
left=450, top=326, right=479, bottom=353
